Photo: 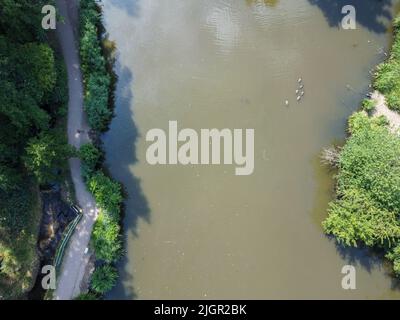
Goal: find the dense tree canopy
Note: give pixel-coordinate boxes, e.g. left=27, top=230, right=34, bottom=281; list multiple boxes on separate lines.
left=0, top=0, right=71, bottom=298
left=24, top=131, right=74, bottom=185
left=0, top=0, right=48, bottom=43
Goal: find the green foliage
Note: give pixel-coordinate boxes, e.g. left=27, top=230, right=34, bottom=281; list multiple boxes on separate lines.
left=374, top=21, right=400, bottom=111
left=386, top=244, right=400, bottom=276
left=323, top=188, right=400, bottom=247
left=87, top=171, right=123, bottom=218
left=0, top=37, right=54, bottom=136
left=21, top=43, right=57, bottom=98
left=392, top=38, right=400, bottom=61
left=46, top=60, right=68, bottom=118
left=374, top=115, right=390, bottom=127
left=84, top=73, right=112, bottom=131
left=24, top=131, right=75, bottom=185
left=75, top=292, right=99, bottom=300
left=0, top=165, right=22, bottom=192
left=0, top=181, right=36, bottom=236
left=339, top=113, right=400, bottom=212
left=361, top=99, right=375, bottom=112
left=0, top=182, right=41, bottom=299
left=86, top=169, right=123, bottom=262
left=386, top=90, right=400, bottom=110
left=393, top=15, right=400, bottom=32
left=80, top=0, right=113, bottom=132
left=92, top=212, right=123, bottom=263
left=90, top=264, right=118, bottom=294
left=0, top=0, right=70, bottom=298
left=374, top=62, right=400, bottom=96
left=0, top=0, right=49, bottom=42
left=324, top=113, right=400, bottom=275
left=347, top=111, right=387, bottom=134
left=78, top=0, right=122, bottom=296
left=80, top=143, right=102, bottom=180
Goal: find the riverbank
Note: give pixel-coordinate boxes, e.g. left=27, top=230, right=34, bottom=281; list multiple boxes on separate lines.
left=323, top=14, right=400, bottom=278
left=74, top=0, right=124, bottom=299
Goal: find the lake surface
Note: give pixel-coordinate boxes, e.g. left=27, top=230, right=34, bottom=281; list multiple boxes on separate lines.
left=102, top=0, right=400, bottom=299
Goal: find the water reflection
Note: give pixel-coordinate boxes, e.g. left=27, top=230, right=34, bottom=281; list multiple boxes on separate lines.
left=206, top=3, right=241, bottom=55
left=107, top=0, right=140, bottom=16
left=103, top=59, right=151, bottom=299
left=308, top=0, right=393, bottom=33
left=246, top=0, right=280, bottom=7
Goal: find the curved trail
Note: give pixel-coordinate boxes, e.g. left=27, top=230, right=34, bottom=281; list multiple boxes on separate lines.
left=54, top=0, right=98, bottom=300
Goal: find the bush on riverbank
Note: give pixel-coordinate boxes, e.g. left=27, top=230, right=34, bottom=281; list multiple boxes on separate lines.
left=323, top=114, right=400, bottom=275
left=79, top=143, right=102, bottom=180
left=324, top=11, right=400, bottom=277
left=80, top=144, right=123, bottom=293
left=80, top=0, right=113, bottom=132
left=91, top=211, right=123, bottom=263
left=361, top=98, right=375, bottom=113
left=80, top=144, right=123, bottom=264
left=374, top=16, right=400, bottom=111
left=78, top=0, right=124, bottom=298
left=79, top=145, right=123, bottom=296
left=87, top=171, right=123, bottom=218
left=90, top=264, right=118, bottom=294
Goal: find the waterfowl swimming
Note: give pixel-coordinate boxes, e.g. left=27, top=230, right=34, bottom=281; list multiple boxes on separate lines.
left=297, top=96, right=301, bottom=101
left=285, top=100, right=289, bottom=106
left=298, top=78, right=302, bottom=83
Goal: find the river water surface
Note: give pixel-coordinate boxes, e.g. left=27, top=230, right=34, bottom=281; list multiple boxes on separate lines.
left=102, top=0, right=400, bottom=299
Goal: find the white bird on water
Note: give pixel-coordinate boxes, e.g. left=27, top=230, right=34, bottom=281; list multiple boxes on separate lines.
left=285, top=100, right=289, bottom=106
left=297, top=96, right=301, bottom=101
left=298, top=77, right=302, bottom=83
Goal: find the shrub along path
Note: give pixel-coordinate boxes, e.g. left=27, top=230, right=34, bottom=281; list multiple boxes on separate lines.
left=54, top=0, right=98, bottom=300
